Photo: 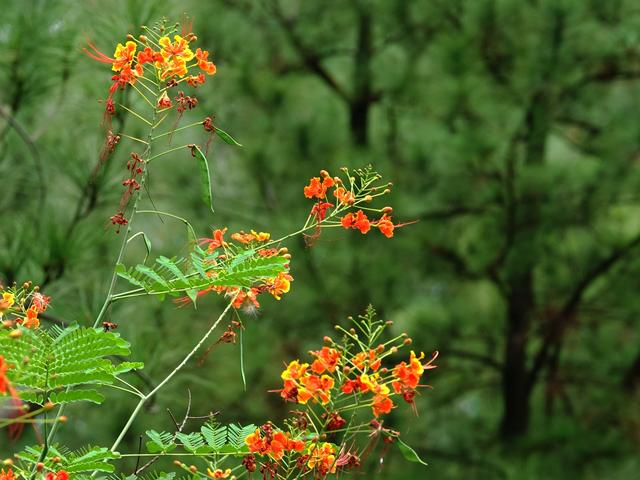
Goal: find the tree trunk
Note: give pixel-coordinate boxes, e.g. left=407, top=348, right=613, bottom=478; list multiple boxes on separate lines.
left=500, top=271, right=534, bottom=439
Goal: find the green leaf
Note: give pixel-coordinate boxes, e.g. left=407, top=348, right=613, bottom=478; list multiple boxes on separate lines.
left=214, top=126, right=242, bottom=146
left=397, top=438, right=428, bottom=466
left=193, top=145, right=214, bottom=213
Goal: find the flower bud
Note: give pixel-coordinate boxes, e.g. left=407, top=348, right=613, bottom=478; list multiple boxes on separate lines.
left=340, top=167, right=348, bottom=172
left=364, top=195, right=373, bottom=202
left=320, top=170, right=329, bottom=178
left=126, top=34, right=135, bottom=41
left=343, top=366, right=351, bottom=374
left=52, top=457, right=61, bottom=464
left=283, top=254, right=292, bottom=260
left=173, top=460, right=183, bottom=466
left=383, top=188, right=391, bottom=194
left=9, top=329, right=21, bottom=338
left=2, top=459, right=13, bottom=466
left=323, top=336, right=333, bottom=343
left=278, top=247, right=289, bottom=255
left=376, top=344, right=385, bottom=353
left=36, top=463, right=44, bottom=472
left=380, top=367, right=388, bottom=374
left=189, top=465, right=198, bottom=473
left=58, top=415, right=68, bottom=423
left=403, top=338, right=413, bottom=345
left=44, top=401, right=55, bottom=411
left=139, top=35, right=148, bottom=43
left=349, top=328, right=356, bottom=335
left=390, top=346, right=398, bottom=354
left=385, top=320, right=393, bottom=326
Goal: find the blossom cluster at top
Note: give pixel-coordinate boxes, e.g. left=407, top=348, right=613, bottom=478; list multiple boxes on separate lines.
left=85, top=22, right=216, bottom=118
left=302, top=166, right=403, bottom=243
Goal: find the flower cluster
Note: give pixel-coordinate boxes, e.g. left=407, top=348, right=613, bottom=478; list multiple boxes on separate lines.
left=180, top=228, right=293, bottom=310
left=0, top=281, right=50, bottom=331
left=301, top=166, right=404, bottom=244
left=278, top=307, right=437, bottom=420
left=200, top=307, right=437, bottom=479
left=245, top=423, right=305, bottom=460
left=85, top=23, right=216, bottom=121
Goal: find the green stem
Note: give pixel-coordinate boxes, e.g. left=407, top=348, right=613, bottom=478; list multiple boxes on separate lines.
left=108, top=297, right=236, bottom=454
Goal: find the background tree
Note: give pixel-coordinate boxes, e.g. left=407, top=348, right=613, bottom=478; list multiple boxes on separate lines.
left=1, top=0, right=639, bottom=478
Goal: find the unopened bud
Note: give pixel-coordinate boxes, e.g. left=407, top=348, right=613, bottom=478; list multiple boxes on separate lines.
left=8, top=329, right=21, bottom=339
left=278, top=247, right=289, bottom=254
left=189, top=465, right=198, bottom=473
left=283, top=254, right=292, bottom=260
left=385, top=320, right=393, bottom=326
left=340, top=167, right=348, bottom=172
left=376, top=344, right=385, bottom=353
left=380, top=367, right=388, bottom=374
left=126, top=34, right=135, bottom=41
left=58, top=415, right=68, bottom=423
left=2, top=459, right=13, bottom=466
left=323, top=336, right=333, bottom=343
left=390, top=346, right=398, bottom=354
left=334, top=177, right=342, bottom=185
left=320, top=170, right=329, bottom=178
left=401, top=332, right=408, bottom=338
left=403, top=338, right=413, bottom=345
left=139, top=35, right=148, bottom=43
left=36, top=463, right=44, bottom=472
left=349, top=328, right=356, bottom=335
left=364, top=195, right=373, bottom=202
left=173, top=460, right=183, bottom=466
left=44, top=401, right=55, bottom=411
left=383, top=188, right=391, bottom=194
left=343, top=366, right=351, bottom=374
left=52, top=457, right=61, bottom=464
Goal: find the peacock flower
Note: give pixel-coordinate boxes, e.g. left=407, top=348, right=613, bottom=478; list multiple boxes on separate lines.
left=310, top=347, right=341, bottom=374
left=159, top=35, right=195, bottom=62
left=307, top=443, right=337, bottom=476
left=206, top=468, right=231, bottom=479
left=21, top=306, right=40, bottom=329
left=195, top=48, right=217, bottom=75
left=372, top=394, right=394, bottom=417
left=112, top=41, right=137, bottom=71
left=265, top=272, right=292, bottom=300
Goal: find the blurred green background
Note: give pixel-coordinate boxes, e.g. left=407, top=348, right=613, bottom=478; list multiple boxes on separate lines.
left=2, top=0, right=640, bottom=478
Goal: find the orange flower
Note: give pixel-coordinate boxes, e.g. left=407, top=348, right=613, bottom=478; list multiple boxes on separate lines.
left=31, top=292, right=50, bottom=313
left=333, top=186, right=355, bottom=205
left=0, top=356, right=13, bottom=395
left=304, top=176, right=334, bottom=199
left=160, top=57, right=189, bottom=79
left=22, top=306, right=39, bottom=329
left=392, top=351, right=425, bottom=392
left=0, top=469, right=15, bottom=480
left=352, top=349, right=381, bottom=371
left=310, top=347, right=341, bottom=374
left=281, top=360, right=309, bottom=381
left=203, top=228, right=228, bottom=253
left=307, top=443, right=337, bottom=476
left=159, top=35, right=195, bottom=62
left=310, top=201, right=333, bottom=221
left=376, top=214, right=395, bottom=238
left=45, top=472, right=69, bottom=480
left=137, top=47, right=164, bottom=66
left=112, top=41, right=137, bottom=71
left=299, top=374, right=334, bottom=405
left=340, top=210, right=370, bottom=234
left=195, top=48, right=217, bottom=75
left=207, top=468, right=231, bottom=478
left=372, top=394, right=394, bottom=417
left=265, top=272, right=292, bottom=300
left=341, top=377, right=367, bottom=394
left=360, top=373, right=390, bottom=396
left=186, top=73, right=206, bottom=87
left=245, top=429, right=268, bottom=455
left=1, top=292, right=15, bottom=311
left=231, top=288, right=260, bottom=310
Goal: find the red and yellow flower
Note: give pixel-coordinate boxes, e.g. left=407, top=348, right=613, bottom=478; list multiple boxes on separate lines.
left=307, top=442, right=337, bottom=476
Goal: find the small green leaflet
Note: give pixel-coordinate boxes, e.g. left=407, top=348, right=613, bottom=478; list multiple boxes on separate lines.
left=397, top=438, right=428, bottom=466
left=215, top=126, right=242, bottom=146
left=192, top=145, right=214, bottom=213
